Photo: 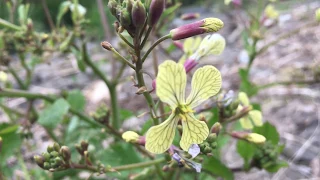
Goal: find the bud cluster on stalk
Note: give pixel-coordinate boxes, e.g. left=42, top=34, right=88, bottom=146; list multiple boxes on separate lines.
left=34, top=143, right=71, bottom=171
left=251, top=142, right=282, bottom=170
left=108, top=0, right=165, bottom=36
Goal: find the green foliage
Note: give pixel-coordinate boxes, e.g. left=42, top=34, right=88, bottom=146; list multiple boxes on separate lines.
left=253, top=122, right=280, bottom=145
left=236, top=140, right=256, bottom=169
left=38, top=98, right=70, bottom=128
left=67, top=90, right=86, bottom=111
left=203, top=156, right=234, bottom=180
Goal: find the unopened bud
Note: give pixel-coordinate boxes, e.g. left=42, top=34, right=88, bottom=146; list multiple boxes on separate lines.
left=122, top=131, right=140, bottom=143
left=162, top=165, right=170, bottom=172
left=75, top=144, right=83, bottom=155
left=53, top=142, right=60, bottom=152
left=50, top=151, right=59, bottom=157
left=170, top=18, right=224, bottom=40
left=210, top=122, right=222, bottom=135
left=108, top=0, right=118, bottom=16
left=101, top=41, right=113, bottom=51
left=54, top=157, right=63, bottom=166
left=203, top=146, right=212, bottom=154
left=207, top=133, right=217, bottom=143
left=136, top=86, right=147, bottom=94
left=126, top=0, right=134, bottom=14
left=132, top=0, right=146, bottom=28
left=60, top=146, right=71, bottom=161
left=43, top=162, right=51, bottom=170
left=120, top=9, right=132, bottom=27
left=246, top=133, right=266, bottom=144
left=47, top=145, right=54, bottom=153
left=211, top=142, right=217, bottom=149
left=43, top=152, right=51, bottom=162
left=34, top=155, right=45, bottom=168
left=80, top=140, right=89, bottom=151
left=148, top=0, right=165, bottom=26
left=180, top=13, right=200, bottom=20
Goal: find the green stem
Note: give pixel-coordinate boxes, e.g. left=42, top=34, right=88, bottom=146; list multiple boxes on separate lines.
left=0, top=18, right=21, bottom=31
left=247, top=38, right=258, bottom=70
left=109, top=85, right=120, bottom=130
left=19, top=53, right=32, bottom=88
left=118, top=33, right=135, bottom=49
left=142, top=34, right=171, bottom=62
left=0, top=88, right=102, bottom=128
left=111, top=158, right=165, bottom=171
left=110, top=48, right=136, bottom=70
left=45, top=127, right=61, bottom=144
left=8, top=67, right=27, bottom=90
left=140, top=26, right=153, bottom=49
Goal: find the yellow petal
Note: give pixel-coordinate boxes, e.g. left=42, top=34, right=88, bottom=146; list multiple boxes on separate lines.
left=248, top=110, right=263, bottom=127
left=239, top=116, right=253, bottom=130
left=194, top=34, right=226, bottom=59
left=145, top=114, right=179, bottom=154
left=186, top=65, right=222, bottom=108
left=238, top=92, right=250, bottom=106
left=122, top=131, right=140, bottom=143
left=156, top=60, right=187, bottom=108
left=183, top=37, right=195, bottom=54
left=265, top=5, right=279, bottom=19
left=180, top=113, right=209, bottom=151
left=246, top=133, right=266, bottom=144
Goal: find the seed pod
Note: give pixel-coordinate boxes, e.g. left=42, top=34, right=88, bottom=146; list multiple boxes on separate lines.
left=132, top=0, right=146, bottom=28
left=148, top=0, right=165, bottom=26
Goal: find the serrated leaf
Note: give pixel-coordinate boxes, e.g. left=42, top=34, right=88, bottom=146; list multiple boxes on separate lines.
left=67, top=90, right=86, bottom=111
left=253, top=122, right=279, bottom=145
left=203, top=156, right=234, bottom=180
left=38, top=98, right=70, bottom=128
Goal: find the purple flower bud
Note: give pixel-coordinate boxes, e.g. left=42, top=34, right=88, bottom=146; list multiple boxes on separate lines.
left=183, top=58, right=198, bottom=73
left=180, top=13, right=200, bottom=20
left=173, top=41, right=184, bottom=50
left=148, top=0, right=165, bottom=26
left=170, top=18, right=224, bottom=40
left=132, top=0, right=146, bottom=28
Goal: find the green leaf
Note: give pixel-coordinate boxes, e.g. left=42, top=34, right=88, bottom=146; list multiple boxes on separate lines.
left=140, top=119, right=153, bottom=135
left=119, top=109, right=134, bottom=122
left=203, top=156, right=234, bottom=180
left=57, top=1, right=71, bottom=27
left=67, top=90, right=86, bottom=111
left=239, top=68, right=258, bottom=97
left=253, top=122, right=279, bottom=145
left=236, top=140, right=256, bottom=169
left=264, top=161, right=288, bottom=172
left=0, top=124, right=22, bottom=164
left=38, top=98, right=70, bottom=128
left=208, top=107, right=219, bottom=128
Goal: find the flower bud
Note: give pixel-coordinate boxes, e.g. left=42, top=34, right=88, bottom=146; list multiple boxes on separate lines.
left=125, top=0, right=134, bottom=14
left=316, top=8, right=320, bottom=22
left=211, top=142, right=217, bottom=149
left=170, top=18, right=224, bottom=40
left=108, top=0, right=118, bottom=16
left=50, top=151, right=59, bottom=157
left=60, top=146, right=71, bottom=161
left=53, top=142, right=60, bottom=152
left=81, top=140, right=89, bottom=151
left=148, top=0, right=165, bottom=26
left=34, top=155, right=45, bottom=168
left=203, top=146, right=212, bottom=154
left=180, top=13, right=200, bottom=20
left=42, top=152, right=51, bottom=162
left=43, top=162, right=51, bottom=170
left=132, top=0, right=146, bottom=28
left=206, top=133, right=217, bottom=143
left=245, top=133, right=266, bottom=144
left=122, top=131, right=140, bottom=143
left=210, top=122, right=222, bottom=135
left=101, top=41, right=113, bottom=51
left=54, top=157, right=63, bottom=166
left=47, top=145, right=54, bottom=153
left=183, top=58, right=198, bottom=73
left=162, top=165, right=170, bottom=172
left=120, top=9, right=132, bottom=27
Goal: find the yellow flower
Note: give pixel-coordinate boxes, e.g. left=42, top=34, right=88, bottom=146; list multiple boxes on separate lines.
left=0, top=71, right=8, bottom=82
left=237, top=92, right=263, bottom=129
left=316, top=8, right=320, bottom=22
left=122, top=131, right=140, bottom=143
left=265, top=5, right=279, bottom=19
left=146, top=60, right=222, bottom=154
left=246, top=133, right=266, bottom=144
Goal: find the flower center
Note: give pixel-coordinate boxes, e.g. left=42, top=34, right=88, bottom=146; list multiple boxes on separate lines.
left=174, top=104, right=194, bottom=121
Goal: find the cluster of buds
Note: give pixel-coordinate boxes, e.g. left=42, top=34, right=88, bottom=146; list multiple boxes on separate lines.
left=198, top=122, right=222, bottom=155
left=91, top=104, right=110, bottom=124
left=252, top=141, right=283, bottom=170
left=217, top=90, right=239, bottom=118
left=108, top=0, right=165, bottom=36
left=34, top=143, right=71, bottom=171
